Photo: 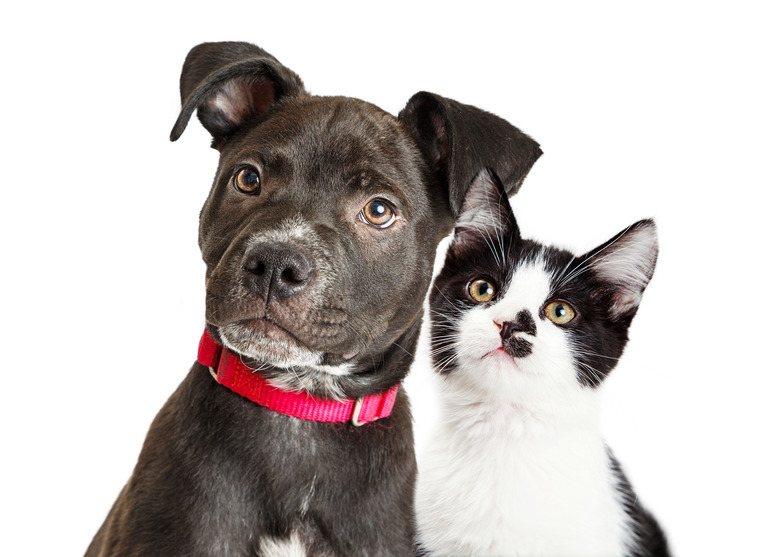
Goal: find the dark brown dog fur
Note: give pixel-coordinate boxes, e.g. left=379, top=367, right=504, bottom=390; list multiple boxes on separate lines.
left=86, top=42, right=541, bottom=556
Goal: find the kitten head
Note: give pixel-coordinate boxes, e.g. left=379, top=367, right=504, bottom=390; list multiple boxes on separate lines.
left=429, top=169, right=658, bottom=402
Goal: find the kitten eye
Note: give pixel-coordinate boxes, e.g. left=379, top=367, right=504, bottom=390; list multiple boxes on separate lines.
left=468, top=278, right=497, bottom=303
left=543, top=301, right=576, bottom=325
left=360, top=198, right=397, bottom=228
left=233, top=167, right=261, bottom=195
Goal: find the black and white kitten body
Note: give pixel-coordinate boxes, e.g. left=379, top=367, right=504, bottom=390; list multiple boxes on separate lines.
left=416, top=170, right=669, bottom=556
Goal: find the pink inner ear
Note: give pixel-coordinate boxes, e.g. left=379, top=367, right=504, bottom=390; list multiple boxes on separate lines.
left=209, top=79, right=277, bottom=127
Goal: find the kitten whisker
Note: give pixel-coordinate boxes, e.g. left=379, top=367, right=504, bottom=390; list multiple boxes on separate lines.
left=574, top=359, right=608, bottom=386
left=433, top=284, right=464, bottom=313
left=571, top=349, right=623, bottom=362
left=434, top=353, right=460, bottom=374
left=430, top=345, right=457, bottom=357
left=486, top=204, right=507, bottom=268
left=475, top=226, right=502, bottom=267
left=428, top=308, right=460, bottom=321
left=392, top=342, right=414, bottom=359
left=552, top=254, right=578, bottom=289
left=430, top=335, right=460, bottom=346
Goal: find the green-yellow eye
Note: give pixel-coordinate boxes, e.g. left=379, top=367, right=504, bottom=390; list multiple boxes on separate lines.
left=543, top=301, right=576, bottom=325
left=233, top=167, right=261, bottom=195
left=468, top=278, right=497, bottom=303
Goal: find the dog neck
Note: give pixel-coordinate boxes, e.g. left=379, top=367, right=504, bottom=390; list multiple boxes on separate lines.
left=197, top=330, right=399, bottom=426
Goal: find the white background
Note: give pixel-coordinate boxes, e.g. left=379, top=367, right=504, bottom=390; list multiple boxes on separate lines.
left=2, top=2, right=778, bottom=555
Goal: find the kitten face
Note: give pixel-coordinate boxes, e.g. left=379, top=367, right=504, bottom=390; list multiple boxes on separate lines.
left=429, top=169, right=658, bottom=399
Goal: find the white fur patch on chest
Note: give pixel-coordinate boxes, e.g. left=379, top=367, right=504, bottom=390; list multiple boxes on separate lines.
left=257, top=532, right=308, bottom=557
left=416, top=403, right=630, bottom=556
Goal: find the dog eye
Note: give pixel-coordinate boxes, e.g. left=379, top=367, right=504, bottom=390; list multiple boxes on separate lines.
left=543, top=301, right=576, bottom=325
left=233, top=167, right=261, bottom=195
left=359, top=199, right=396, bottom=228
left=467, top=278, right=497, bottom=303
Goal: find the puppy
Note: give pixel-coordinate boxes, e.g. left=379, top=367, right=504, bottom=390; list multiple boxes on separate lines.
left=85, top=41, right=541, bottom=556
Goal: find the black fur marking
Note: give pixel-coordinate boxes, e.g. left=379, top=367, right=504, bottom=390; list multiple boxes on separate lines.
left=508, top=309, right=537, bottom=337
left=608, top=448, right=672, bottom=556
left=500, top=310, right=536, bottom=358
left=503, top=335, right=533, bottom=358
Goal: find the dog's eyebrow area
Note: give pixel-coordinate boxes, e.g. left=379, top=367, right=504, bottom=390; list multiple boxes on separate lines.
left=349, top=169, right=411, bottom=209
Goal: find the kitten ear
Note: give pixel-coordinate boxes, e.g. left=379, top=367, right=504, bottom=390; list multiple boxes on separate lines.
left=452, top=168, right=519, bottom=250
left=584, top=219, right=659, bottom=319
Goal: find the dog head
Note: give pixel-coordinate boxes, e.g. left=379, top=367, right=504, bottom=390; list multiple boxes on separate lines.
left=171, top=42, right=542, bottom=399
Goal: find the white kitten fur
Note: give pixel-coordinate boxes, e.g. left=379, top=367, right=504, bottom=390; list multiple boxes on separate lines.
left=416, top=259, right=634, bottom=557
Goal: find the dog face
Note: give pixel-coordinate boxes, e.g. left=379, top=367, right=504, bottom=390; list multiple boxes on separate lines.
left=198, top=97, right=437, bottom=397
left=171, top=42, right=542, bottom=399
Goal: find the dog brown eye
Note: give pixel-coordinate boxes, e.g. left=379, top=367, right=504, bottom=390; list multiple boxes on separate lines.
left=543, top=301, right=576, bottom=325
left=468, top=278, right=496, bottom=303
left=233, top=167, right=261, bottom=195
left=360, top=199, right=396, bottom=228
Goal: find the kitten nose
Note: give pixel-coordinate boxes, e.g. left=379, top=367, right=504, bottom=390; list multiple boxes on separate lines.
left=499, top=310, right=536, bottom=359
left=499, top=310, right=537, bottom=342
left=500, top=321, right=523, bottom=342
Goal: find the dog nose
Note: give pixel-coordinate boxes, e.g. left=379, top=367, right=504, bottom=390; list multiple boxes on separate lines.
left=242, top=244, right=313, bottom=299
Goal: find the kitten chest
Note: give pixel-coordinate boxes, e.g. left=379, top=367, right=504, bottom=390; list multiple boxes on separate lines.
left=417, top=414, right=631, bottom=556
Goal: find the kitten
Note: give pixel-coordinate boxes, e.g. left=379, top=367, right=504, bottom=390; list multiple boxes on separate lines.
left=415, top=169, right=670, bottom=557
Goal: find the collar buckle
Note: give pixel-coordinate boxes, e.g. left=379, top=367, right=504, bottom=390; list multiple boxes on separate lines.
left=351, top=397, right=367, bottom=427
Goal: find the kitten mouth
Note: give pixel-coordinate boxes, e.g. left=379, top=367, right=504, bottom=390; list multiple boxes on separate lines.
left=482, top=337, right=534, bottom=361
left=482, top=347, right=512, bottom=360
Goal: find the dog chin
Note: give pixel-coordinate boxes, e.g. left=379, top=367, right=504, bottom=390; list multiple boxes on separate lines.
left=220, top=328, right=353, bottom=399
left=219, top=323, right=315, bottom=364
left=218, top=323, right=354, bottom=378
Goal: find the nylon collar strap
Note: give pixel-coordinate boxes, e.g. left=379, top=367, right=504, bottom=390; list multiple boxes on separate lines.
left=197, top=330, right=398, bottom=426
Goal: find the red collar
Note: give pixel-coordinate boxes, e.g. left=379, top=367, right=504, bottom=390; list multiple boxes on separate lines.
left=197, top=330, right=398, bottom=426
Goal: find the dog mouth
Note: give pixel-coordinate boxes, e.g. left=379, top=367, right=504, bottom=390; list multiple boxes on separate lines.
left=240, top=317, right=300, bottom=344
left=215, top=316, right=360, bottom=373
left=218, top=317, right=317, bottom=366
left=215, top=317, right=364, bottom=399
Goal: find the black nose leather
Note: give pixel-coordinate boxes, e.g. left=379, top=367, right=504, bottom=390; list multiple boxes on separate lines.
left=242, top=244, right=313, bottom=300
left=500, top=310, right=536, bottom=358
left=499, top=310, right=537, bottom=342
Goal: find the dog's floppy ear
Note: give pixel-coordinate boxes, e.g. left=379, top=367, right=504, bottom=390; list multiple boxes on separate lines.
left=170, top=41, right=306, bottom=147
left=398, top=92, right=542, bottom=219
